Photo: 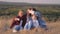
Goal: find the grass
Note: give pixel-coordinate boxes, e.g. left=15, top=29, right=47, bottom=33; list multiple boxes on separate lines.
left=0, top=5, right=60, bottom=34
left=0, top=18, right=60, bottom=34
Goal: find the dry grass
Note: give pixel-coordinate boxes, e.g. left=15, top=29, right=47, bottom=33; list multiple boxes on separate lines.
left=0, top=18, right=60, bottom=34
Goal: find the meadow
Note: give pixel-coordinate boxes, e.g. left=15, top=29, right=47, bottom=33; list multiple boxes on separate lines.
left=0, top=5, right=60, bottom=22
left=0, top=5, right=60, bottom=34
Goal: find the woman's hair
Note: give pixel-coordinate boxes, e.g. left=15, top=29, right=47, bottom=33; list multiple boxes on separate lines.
left=18, top=9, right=24, bottom=16
left=18, top=9, right=24, bottom=12
left=28, top=8, right=37, bottom=11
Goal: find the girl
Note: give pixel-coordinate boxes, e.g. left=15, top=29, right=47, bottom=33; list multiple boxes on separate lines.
left=10, top=10, right=24, bottom=32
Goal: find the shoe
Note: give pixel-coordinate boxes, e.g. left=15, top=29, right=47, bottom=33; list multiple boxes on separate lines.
left=13, top=29, right=17, bottom=33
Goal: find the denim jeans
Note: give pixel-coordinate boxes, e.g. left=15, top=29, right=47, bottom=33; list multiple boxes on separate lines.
left=38, top=19, right=47, bottom=29
left=24, top=20, right=39, bottom=30
left=13, top=25, right=23, bottom=31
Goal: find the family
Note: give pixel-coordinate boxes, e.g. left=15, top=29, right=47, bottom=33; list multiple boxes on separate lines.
left=10, top=8, right=47, bottom=32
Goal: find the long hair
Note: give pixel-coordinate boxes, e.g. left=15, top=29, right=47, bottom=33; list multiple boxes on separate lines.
left=28, top=8, right=37, bottom=11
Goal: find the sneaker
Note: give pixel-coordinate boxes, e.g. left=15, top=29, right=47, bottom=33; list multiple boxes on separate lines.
left=13, top=29, right=17, bottom=33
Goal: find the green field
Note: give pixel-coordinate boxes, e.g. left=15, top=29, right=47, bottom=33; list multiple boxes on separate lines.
left=0, top=4, right=60, bottom=34
left=0, top=5, right=60, bottom=22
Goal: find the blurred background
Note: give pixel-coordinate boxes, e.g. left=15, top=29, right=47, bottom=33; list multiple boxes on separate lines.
left=0, top=0, right=60, bottom=34
left=0, top=2, right=60, bottom=22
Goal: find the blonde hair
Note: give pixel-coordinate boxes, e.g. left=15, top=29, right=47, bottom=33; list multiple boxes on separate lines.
left=18, top=9, right=24, bottom=17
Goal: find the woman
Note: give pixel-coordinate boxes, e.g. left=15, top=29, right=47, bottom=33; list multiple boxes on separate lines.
left=10, top=10, right=25, bottom=32
left=24, top=10, right=39, bottom=30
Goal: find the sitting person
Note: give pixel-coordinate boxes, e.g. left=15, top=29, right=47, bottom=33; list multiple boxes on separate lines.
left=10, top=10, right=25, bottom=32
left=24, top=11, right=39, bottom=30
left=26, top=8, right=48, bottom=30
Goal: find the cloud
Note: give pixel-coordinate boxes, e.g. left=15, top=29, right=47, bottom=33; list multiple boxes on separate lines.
left=0, top=0, right=60, bottom=4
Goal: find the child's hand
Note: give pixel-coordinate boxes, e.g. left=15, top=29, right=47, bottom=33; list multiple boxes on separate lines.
left=15, top=18, right=20, bottom=21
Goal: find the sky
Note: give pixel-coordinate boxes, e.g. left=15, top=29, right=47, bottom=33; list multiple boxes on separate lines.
left=0, top=0, right=60, bottom=4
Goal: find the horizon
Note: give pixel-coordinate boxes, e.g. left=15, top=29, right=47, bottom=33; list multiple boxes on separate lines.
left=0, top=0, right=60, bottom=4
